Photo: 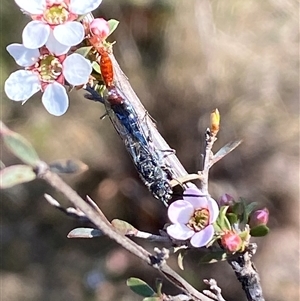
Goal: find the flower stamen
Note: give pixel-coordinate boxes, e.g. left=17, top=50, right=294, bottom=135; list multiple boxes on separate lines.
left=188, top=208, right=210, bottom=232
left=43, top=5, right=70, bottom=25
left=38, top=55, right=63, bottom=83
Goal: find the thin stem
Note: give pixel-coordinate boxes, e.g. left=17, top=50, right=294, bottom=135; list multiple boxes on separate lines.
left=199, top=130, right=217, bottom=194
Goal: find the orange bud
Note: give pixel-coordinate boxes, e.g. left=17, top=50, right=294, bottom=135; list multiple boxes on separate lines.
left=210, top=109, right=220, bottom=135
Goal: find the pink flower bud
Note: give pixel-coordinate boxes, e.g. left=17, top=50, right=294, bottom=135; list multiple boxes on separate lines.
left=249, top=208, right=269, bottom=228
left=218, top=193, right=235, bottom=207
left=90, top=18, right=110, bottom=39
left=221, top=231, right=242, bottom=252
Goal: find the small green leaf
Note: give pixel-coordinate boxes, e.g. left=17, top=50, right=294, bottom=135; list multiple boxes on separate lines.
left=177, top=250, right=186, bottom=270
left=219, top=206, right=229, bottom=216
left=0, top=165, right=36, bottom=188
left=0, top=122, right=40, bottom=167
left=111, top=219, right=138, bottom=236
left=238, top=199, right=258, bottom=226
left=199, top=250, right=227, bottom=264
left=107, top=19, right=119, bottom=35
left=244, top=201, right=258, bottom=219
left=216, top=206, right=231, bottom=231
left=231, top=201, right=243, bottom=217
left=213, top=222, right=223, bottom=233
left=75, top=46, right=93, bottom=57
left=67, top=228, right=103, bottom=238
left=155, top=278, right=163, bottom=296
left=227, top=213, right=238, bottom=225
left=126, top=278, right=155, bottom=297
left=49, top=159, right=88, bottom=174
left=250, top=225, right=270, bottom=237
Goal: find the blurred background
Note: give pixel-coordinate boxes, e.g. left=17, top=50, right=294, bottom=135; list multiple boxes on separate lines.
left=1, top=0, right=299, bottom=300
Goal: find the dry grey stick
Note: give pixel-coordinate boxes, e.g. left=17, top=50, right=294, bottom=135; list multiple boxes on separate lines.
left=227, top=245, right=265, bottom=301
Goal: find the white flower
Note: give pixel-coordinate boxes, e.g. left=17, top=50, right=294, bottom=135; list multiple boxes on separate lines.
left=166, top=186, right=219, bottom=248
left=15, top=0, right=103, bottom=48
left=5, top=43, right=92, bottom=116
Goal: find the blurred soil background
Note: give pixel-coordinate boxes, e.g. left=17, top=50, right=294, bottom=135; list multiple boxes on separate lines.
left=0, top=0, right=299, bottom=300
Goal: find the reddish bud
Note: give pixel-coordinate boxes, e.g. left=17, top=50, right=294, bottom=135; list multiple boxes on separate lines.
left=218, top=193, right=235, bottom=207
left=221, top=231, right=242, bottom=253
left=249, top=208, right=269, bottom=228
left=90, top=18, right=110, bottom=39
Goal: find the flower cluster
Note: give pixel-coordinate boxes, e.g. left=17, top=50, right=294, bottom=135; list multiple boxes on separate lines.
left=5, top=0, right=110, bottom=116
left=166, top=189, right=270, bottom=253
left=216, top=194, right=270, bottom=253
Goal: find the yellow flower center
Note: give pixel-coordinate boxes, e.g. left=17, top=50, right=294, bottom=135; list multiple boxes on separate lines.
left=188, top=208, right=210, bottom=232
left=38, top=55, right=63, bottom=83
left=43, top=5, right=69, bottom=25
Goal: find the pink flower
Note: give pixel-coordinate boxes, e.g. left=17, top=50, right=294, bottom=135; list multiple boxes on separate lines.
left=166, top=186, right=219, bottom=248
left=220, top=231, right=242, bottom=252
left=249, top=208, right=269, bottom=228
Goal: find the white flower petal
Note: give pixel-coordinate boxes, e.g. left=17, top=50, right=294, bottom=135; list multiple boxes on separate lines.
left=22, top=21, right=50, bottom=49
left=4, top=70, right=40, bottom=101
left=6, top=43, right=40, bottom=67
left=168, top=200, right=194, bottom=224
left=166, top=224, right=194, bottom=241
left=42, top=82, right=69, bottom=116
left=53, top=22, right=84, bottom=47
left=46, top=32, right=70, bottom=55
left=190, top=225, right=214, bottom=248
left=63, top=53, right=92, bottom=85
left=14, top=0, right=45, bottom=14
left=207, top=197, right=219, bottom=224
left=69, top=0, right=102, bottom=14
left=185, top=194, right=208, bottom=210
